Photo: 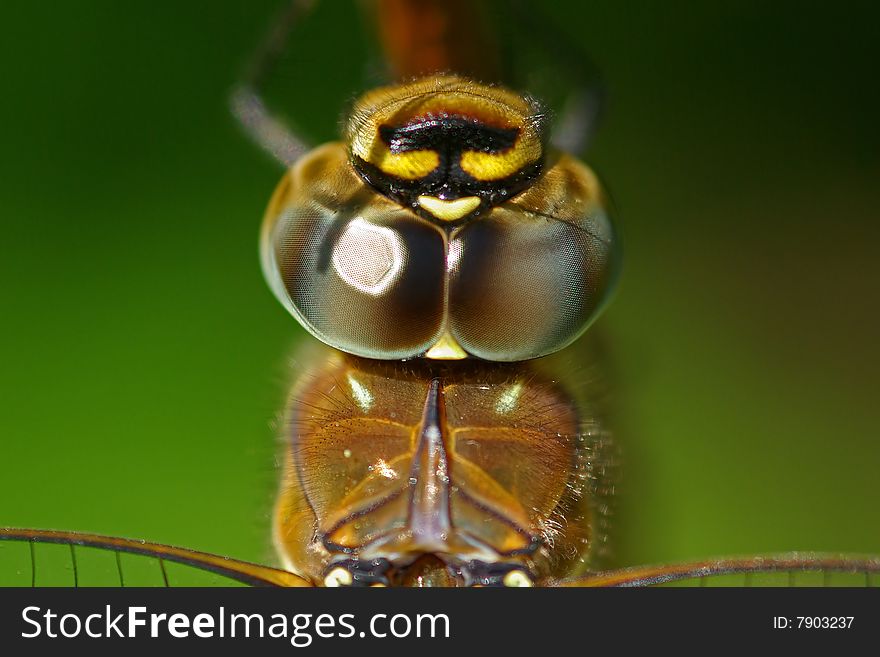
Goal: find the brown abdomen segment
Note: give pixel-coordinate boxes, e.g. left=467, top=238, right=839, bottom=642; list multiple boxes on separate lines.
left=372, top=0, right=502, bottom=81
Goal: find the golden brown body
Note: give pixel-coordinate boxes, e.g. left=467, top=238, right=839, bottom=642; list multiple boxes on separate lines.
left=373, top=0, right=501, bottom=81
left=274, top=343, right=615, bottom=586
left=251, top=21, right=619, bottom=586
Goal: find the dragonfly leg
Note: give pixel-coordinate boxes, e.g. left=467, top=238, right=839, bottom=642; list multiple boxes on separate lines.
left=229, top=0, right=316, bottom=167
left=552, top=85, right=604, bottom=155
left=511, top=0, right=605, bottom=154
left=322, top=558, right=392, bottom=588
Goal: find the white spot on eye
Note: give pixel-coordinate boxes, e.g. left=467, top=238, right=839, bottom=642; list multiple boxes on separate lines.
left=374, top=458, right=398, bottom=480
left=347, top=372, right=374, bottom=412
left=343, top=449, right=352, bottom=458
left=495, top=382, right=523, bottom=414
left=332, top=217, right=404, bottom=295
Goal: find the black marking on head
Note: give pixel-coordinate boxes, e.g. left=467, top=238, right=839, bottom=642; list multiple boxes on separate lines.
left=351, top=114, right=544, bottom=224
left=379, top=116, right=519, bottom=155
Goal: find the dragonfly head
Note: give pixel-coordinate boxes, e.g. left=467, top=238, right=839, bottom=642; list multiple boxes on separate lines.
left=346, top=75, right=549, bottom=225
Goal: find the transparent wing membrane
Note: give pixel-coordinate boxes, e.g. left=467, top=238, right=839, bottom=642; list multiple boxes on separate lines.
left=556, top=555, right=880, bottom=587
left=4, top=529, right=878, bottom=588
left=0, top=528, right=311, bottom=588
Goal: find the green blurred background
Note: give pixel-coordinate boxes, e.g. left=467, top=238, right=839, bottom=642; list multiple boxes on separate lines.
left=1, top=0, right=877, bottom=576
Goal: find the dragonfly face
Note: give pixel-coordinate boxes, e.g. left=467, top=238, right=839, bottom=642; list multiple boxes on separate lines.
left=273, top=343, right=615, bottom=587
left=261, top=76, right=619, bottom=362
left=347, top=76, right=547, bottom=217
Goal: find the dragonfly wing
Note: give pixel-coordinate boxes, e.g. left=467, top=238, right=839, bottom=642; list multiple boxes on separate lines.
left=554, top=554, right=880, bottom=587
left=0, top=528, right=312, bottom=587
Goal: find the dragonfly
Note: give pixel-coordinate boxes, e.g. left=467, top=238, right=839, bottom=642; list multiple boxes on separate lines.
left=2, top=0, right=878, bottom=588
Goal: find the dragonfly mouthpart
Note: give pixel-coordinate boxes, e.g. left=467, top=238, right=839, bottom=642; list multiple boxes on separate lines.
left=417, top=194, right=481, bottom=221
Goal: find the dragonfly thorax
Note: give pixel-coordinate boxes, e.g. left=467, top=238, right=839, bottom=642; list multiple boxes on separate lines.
left=272, top=347, right=612, bottom=587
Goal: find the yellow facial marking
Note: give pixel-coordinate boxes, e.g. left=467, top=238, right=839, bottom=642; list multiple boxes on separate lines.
left=347, top=75, right=546, bottom=184
left=417, top=195, right=481, bottom=221
left=374, top=149, right=439, bottom=180
left=460, top=145, right=540, bottom=181
left=424, top=332, right=468, bottom=360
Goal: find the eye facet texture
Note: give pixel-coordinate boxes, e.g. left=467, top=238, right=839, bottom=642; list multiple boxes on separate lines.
left=261, top=144, right=618, bottom=362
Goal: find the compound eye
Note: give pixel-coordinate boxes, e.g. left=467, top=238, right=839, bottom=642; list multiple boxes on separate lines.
left=262, top=145, right=617, bottom=362
left=446, top=154, right=619, bottom=361
left=261, top=146, right=448, bottom=361
left=265, top=203, right=448, bottom=360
